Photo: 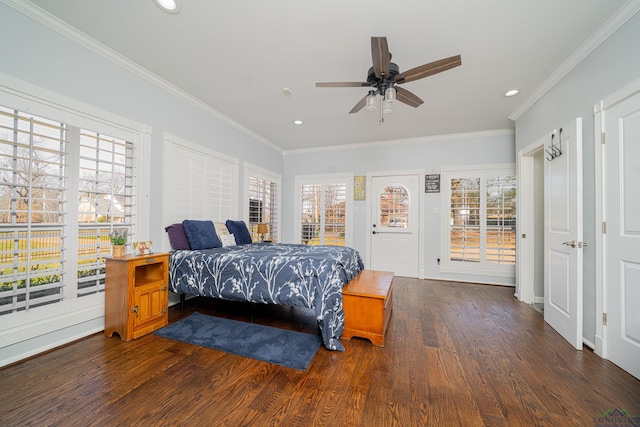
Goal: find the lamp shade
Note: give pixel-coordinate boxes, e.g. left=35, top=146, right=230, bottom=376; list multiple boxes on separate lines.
left=257, top=223, right=268, bottom=234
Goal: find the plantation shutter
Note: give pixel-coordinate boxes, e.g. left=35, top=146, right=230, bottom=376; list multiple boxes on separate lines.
left=0, top=107, right=67, bottom=313
left=248, top=177, right=279, bottom=242
left=441, top=165, right=516, bottom=278
left=77, top=131, right=135, bottom=296
left=299, top=182, right=347, bottom=246
left=165, top=136, right=237, bottom=224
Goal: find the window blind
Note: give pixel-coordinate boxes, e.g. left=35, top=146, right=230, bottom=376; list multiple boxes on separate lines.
left=0, top=107, right=67, bottom=313
left=300, top=182, right=346, bottom=246
left=248, top=176, right=279, bottom=242
left=77, top=130, right=135, bottom=297
left=166, top=138, right=236, bottom=224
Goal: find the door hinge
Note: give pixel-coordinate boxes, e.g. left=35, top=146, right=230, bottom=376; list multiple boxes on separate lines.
left=602, top=221, right=607, bottom=234
left=603, top=313, right=608, bottom=326
left=601, top=132, right=606, bottom=144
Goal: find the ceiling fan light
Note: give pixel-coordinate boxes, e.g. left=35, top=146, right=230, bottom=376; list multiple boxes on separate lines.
left=383, top=100, right=393, bottom=114
left=366, top=92, right=377, bottom=110
left=385, top=87, right=396, bottom=103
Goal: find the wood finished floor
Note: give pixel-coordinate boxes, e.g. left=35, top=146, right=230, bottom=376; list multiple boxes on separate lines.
left=1, top=278, right=639, bottom=426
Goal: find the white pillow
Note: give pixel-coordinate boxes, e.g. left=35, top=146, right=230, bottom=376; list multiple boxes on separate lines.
left=214, top=222, right=230, bottom=236
left=220, top=233, right=237, bottom=247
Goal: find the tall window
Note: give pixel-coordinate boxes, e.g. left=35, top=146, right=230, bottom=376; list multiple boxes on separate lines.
left=77, top=131, right=135, bottom=297
left=297, top=175, right=352, bottom=247
left=248, top=176, right=278, bottom=242
left=0, top=105, right=136, bottom=314
left=441, top=165, right=516, bottom=278
left=0, top=108, right=66, bottom=312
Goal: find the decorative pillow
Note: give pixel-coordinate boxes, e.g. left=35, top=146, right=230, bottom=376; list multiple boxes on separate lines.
left=225, top=220, right=252, bottom=245
left=214, top=222, right=230, bottom=236
left=165, top=223, right=191, bottom=250
left=182, top=220, right=222, bottom=250
left=220, top=233, right=237, bottom=247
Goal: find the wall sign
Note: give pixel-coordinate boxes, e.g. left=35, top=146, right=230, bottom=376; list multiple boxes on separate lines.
left=425, top=174, right=440, bottom=193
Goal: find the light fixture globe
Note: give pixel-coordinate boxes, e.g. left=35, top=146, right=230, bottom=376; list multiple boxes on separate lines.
left=365, top=90, right=377, bottom=110
left=385, top=87, right=396, bottom=103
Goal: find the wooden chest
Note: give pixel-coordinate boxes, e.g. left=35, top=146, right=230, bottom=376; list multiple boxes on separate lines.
left=341, top=270, right=394, bottom=347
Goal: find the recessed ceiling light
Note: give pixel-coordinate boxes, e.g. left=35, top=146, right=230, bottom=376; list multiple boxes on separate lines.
left=293, top=120, right=303, bottom=125
left=154, top=0, right=180, bottom=13
left=504, top=89, right=520, bottom=97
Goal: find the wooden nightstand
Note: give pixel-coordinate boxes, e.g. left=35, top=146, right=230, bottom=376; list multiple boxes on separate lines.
left=104, top=253, right=170, bottom=341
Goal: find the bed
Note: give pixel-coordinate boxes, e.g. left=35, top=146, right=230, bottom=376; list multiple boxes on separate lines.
left=168, top=242, right=364, bottom=351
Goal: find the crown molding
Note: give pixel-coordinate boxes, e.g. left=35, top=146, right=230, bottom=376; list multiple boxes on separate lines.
left=282, top=128, right=514, bottom=156
left=509, top=0, right=640, bottom=121
left=1, top=0, right=284, bottom=154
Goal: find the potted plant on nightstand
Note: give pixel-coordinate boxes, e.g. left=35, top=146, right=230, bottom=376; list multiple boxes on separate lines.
left=109, top=229, right=127, bottom=258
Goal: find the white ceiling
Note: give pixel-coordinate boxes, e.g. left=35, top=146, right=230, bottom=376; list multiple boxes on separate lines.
left=25, top=0, right=628, bottom=151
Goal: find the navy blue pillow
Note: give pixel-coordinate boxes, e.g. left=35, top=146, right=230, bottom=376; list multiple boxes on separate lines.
left=182, top=220, right=222, bottom=249
left=225, top=220, right=252, bottom=245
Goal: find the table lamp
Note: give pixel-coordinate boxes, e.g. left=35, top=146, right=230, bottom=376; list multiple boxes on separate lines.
left=257, top=223, right=268, bottom=242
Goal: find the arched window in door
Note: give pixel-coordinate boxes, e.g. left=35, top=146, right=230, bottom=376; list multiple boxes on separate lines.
left=379, top=185, right=409, bottom=228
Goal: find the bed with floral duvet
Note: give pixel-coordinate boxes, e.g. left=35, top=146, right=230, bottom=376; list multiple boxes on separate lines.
left=168, top=243, right=364, bottom=351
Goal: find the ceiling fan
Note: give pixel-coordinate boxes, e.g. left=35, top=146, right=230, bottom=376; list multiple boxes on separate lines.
left=316, top=37, right=461, bottom=117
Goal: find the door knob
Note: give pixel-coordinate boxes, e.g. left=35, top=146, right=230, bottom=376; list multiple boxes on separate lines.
left=562, top=241, right=576, bottom=248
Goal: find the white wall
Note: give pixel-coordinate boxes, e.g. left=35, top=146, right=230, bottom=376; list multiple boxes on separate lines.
left=514, top=11, right=640, bottom=345
left=283, top=130, right=516, bottom=285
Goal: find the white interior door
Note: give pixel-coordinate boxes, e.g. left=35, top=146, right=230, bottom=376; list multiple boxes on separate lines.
left=603, top=90, right=640, bottom=379
left=370, top=174, right=419, bottom=277
left=544, top=118, right=584, bottom=350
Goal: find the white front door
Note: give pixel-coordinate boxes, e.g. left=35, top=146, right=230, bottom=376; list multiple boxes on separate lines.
left=370, top=174, right=419, bottom=277
left=544, top=118, right=584, bottom=350
left=603, top=90, right=640, bottom=379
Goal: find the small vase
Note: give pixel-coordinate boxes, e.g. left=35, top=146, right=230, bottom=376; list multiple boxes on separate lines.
left=112, top=245, right=125, bottom=258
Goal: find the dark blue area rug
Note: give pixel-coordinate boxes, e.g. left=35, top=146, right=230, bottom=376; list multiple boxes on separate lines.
left=155, top=312, right=322, bottom=370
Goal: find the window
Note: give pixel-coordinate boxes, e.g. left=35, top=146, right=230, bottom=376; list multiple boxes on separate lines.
left=0, top=108, right=66, bottom=312
left=77, top=131, right=135, bottom=297
left=163, top=134, right=238, bottom=225
left=296, top=175, right=353, bottom=247
left=441, top=165, right=516, bottom=278
left=0, top=105, right=137, bottom=315
left=244, top=163, right=280, bottom=243
left=379, top=185, right=409, bottom=228
left=248, top=177, right=279, bottom=242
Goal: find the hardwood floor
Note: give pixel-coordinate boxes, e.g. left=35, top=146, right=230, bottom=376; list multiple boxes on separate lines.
left=1, top=278, right=638, bottom=426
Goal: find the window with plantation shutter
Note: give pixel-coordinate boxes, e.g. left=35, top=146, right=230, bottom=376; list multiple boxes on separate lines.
left=440, top=165, right=516, bottom=278
left=245, top=164, right=280, bottom=243
left=0, top=107, right=66, bottom=313
left=164, top=135, right=238, bottom=226
left=296, top=175, right=353, bottom=247
left=0, top=105, right=138, bottom=314
left=77, top=131, right=135, bottom=297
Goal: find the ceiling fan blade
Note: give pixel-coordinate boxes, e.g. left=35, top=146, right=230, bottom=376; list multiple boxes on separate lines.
left=395, top=86, right=424, bottom=108
left=371, top=36, right=390, bottom=78
left=316, top=82, right=370, bottom=88
left=349, top=95, right=368, bottom=114
left=396, top=55, right=462, bottom=84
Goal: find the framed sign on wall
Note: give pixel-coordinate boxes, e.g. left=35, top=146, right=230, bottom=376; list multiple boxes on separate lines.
left=425, top=174, right=440, bottom=193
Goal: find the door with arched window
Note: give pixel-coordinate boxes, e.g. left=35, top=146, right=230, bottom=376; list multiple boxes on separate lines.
left=369, top=174, right=420, bottom=277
